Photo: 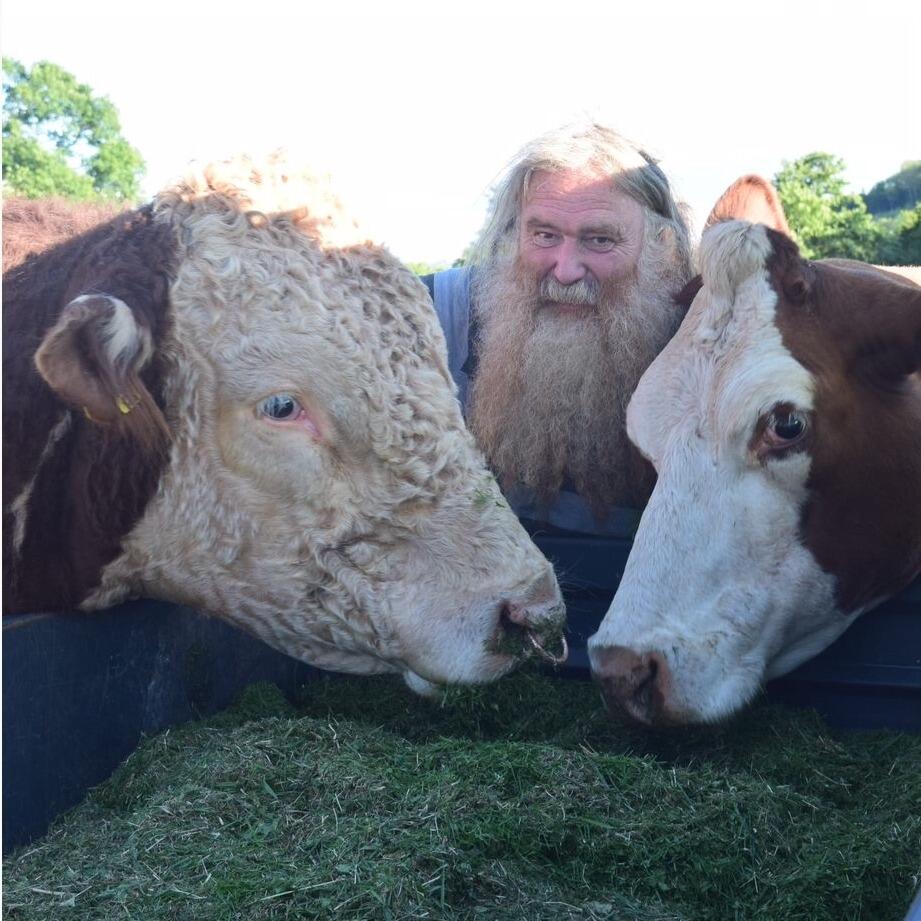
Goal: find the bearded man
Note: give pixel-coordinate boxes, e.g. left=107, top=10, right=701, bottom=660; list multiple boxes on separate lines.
left=422, top=123, right=694, bottom=535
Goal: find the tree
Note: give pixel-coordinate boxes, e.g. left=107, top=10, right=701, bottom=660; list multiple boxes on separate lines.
left=875, top=203, right=921, bottom=265
left=406, top=260, right=449, bottom=276
left=864, top=161, right=921, bottom=215
left=2, top=58, right=144, bottom=201
left=774, top=153, right=879, bottom=261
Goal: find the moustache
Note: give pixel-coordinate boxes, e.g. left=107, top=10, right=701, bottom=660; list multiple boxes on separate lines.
left=538, top=276, right=600, bottom=306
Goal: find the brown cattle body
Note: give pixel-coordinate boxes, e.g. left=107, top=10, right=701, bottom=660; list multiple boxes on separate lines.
left=3, top=198, right=124, bottom=272
left=3, top=203, right=175, bottom=613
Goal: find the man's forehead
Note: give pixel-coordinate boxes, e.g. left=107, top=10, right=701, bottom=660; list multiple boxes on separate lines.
left=522, top=169, right=643, bottom=223
left=526, top=168, right=610, bottom=196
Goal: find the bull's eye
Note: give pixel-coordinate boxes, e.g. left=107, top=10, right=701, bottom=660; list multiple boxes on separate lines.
left=258, top=393, right=300, bottom=421
left=770, top=410, right=807, bottom=442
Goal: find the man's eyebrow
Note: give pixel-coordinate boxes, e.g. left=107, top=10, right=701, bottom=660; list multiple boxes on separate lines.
left=522, top=217, right=626, bottom=236
left=523, top=218, right=627, bottom=236
left=580, top=222, right=626, bottom=237
left=523, top=217, right=559, bottom=230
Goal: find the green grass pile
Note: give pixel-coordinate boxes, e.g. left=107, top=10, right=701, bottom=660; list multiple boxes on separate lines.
left=4, top=673, right=920, bottom=920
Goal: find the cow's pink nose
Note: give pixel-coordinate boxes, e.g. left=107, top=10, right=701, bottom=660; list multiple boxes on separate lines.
left=591, top=645, right=671, bottom=725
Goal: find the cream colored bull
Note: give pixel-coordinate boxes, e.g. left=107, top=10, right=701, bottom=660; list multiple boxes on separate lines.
left=4, top=154, right=565, bottom=693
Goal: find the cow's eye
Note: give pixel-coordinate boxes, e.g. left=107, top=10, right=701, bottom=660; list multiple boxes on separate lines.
left=258, top=393, right=300, bottom=421
left=754, top=407, right=810, bottom=461
left=760, top=409, right=809, bottom=457
left=770, top=410, right=807, bottom=441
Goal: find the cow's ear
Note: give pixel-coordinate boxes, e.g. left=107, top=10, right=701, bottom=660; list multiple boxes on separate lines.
left=706, top=175, right=791, bottom=235
left=35, top=294, right=170, bottom=453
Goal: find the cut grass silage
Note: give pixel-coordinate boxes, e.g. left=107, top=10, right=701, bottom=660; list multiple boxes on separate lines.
left=4, top=673, right=920, bottom=921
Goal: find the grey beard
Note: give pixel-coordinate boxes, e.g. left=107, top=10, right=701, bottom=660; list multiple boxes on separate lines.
left=469, top=243, right=688, bottom=515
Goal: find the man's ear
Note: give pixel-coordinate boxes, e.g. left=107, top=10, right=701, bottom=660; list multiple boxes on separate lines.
left=705, top=175, right=791, bottom=235
left=35, top=294, right=170, bottom=454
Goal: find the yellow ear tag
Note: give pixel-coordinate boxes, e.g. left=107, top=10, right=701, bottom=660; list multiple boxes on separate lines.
left=116, top=395, right=133, bottom=415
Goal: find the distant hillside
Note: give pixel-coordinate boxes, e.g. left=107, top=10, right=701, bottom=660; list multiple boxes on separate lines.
left=863, top=161, right=921, bottom=215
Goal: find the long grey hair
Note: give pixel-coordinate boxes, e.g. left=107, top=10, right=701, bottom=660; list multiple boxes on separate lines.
left=471, top=121, right=692, bottom=273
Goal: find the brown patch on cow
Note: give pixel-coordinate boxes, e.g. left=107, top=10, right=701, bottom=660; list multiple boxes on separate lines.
left=3, top=203, right=177, bottom=614
left=706, top=175, right=792, bottom=235
left=823, top=258, right=921, bottom=290
left=766, top=228, right=921, bottom=611
left=2, top=198, right=125, bottom=272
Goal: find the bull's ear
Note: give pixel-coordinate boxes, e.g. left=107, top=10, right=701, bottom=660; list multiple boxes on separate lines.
left=35, top=294, right=170, bottom=453
left=706, top=175, right=791, bottom=235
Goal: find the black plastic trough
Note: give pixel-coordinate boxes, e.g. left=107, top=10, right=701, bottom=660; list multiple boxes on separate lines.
left=4, top=532, right=920, bottom=854
left=2, top=601, right=319, bottom=851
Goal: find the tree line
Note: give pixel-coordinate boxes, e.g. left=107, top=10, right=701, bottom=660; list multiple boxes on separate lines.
left=775, top=153, right=920, bottom=265
left=3, top=58, right=919, bottom=266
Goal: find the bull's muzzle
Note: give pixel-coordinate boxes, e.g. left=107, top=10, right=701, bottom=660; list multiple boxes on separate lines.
left=495, top=570, right=568, bottom=665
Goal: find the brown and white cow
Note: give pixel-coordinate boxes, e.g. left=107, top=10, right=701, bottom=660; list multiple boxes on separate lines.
left=589, top=217, right=921, bottom=725
left=3, top=154, right=565, bottom=694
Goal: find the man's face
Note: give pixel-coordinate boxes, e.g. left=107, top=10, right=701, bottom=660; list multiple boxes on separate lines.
left=470, top=167, right=689, bottom=513
left=518, top=169, right=646, bottom=316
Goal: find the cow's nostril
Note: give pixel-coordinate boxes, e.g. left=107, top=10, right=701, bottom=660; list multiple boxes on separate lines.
left=592, top=645, right=669, bottom=725
left=642, top=654, right=658, bottom=688
left=632, top=655, right=658, bottom=712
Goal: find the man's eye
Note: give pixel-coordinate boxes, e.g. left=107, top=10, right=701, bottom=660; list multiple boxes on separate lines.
left=533, top=231, right=558, bottom=246
left=585, top=236, right=617, bottom=251
left=258, top=393, right=300, bottom=421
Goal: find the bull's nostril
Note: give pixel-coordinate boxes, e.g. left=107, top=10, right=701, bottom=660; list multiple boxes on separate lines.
left=498, top=603, right=532, bottom=643
left=494, top=603, right=567, bottom=664
left=502, top=601, right=528, bottom=626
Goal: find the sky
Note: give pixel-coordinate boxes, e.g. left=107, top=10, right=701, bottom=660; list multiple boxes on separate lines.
left=3, top=0, right=919, bottom=265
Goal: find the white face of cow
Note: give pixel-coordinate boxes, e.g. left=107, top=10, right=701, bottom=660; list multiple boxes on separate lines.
left=80, top=157, right=563, bottom=690
left=589, top=222, right=860, bottom=724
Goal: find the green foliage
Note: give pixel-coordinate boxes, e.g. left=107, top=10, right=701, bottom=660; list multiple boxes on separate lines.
left=2, top=57, right=144, bottom=201
left=774, top=153, right=880, bottom=261
left=875, top=203, right=921, bottom=265
left=452, top=240, right=475, bottom=268
left=405, top=260, right=448, bottom=276
left=863, top=161, right=921, bottom=215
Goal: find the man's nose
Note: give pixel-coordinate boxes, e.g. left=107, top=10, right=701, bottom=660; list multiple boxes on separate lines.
left=551, top=240, right=586, bottom=285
